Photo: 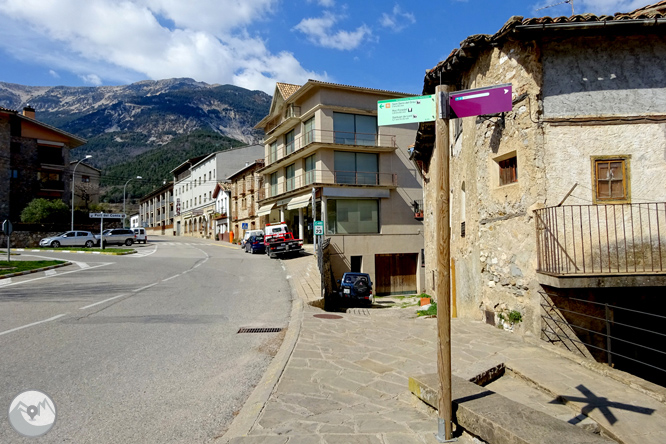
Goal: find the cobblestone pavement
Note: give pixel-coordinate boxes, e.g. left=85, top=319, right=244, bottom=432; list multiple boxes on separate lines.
left=222, top=248, right=666, bottom=444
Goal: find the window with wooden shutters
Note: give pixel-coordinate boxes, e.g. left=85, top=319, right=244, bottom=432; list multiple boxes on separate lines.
left=595, top=158, right=628, bottom=202
left=498, top=156, right=517, bottom=186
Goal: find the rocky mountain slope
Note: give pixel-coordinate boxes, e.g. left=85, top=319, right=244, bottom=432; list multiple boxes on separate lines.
left=0, top=78, right=271, bottom=169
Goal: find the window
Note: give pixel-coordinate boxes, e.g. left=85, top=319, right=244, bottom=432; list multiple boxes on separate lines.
left=333, top=113, right=377, bottom=146
left=327, top=199, right=379, bottom=234
left=10, top=169, right=19, bottom=179
left=270, top=172, right=278, bottom=197
left=269, top=141, right=278, bottom=163
left=305, top=154, right=316, bottom=185
left=594, top=158, right=628, bottom=202
left=285, top=130, right=295, bottom=155
left=285, top=164, right=295, bottom=192
left=303, top=117, right=315, bottom=146
left=82, top=175, right=90, bottom=183
left=498, top=156, right=517, bottom=186
left=334, top=152, right=378, bottom=185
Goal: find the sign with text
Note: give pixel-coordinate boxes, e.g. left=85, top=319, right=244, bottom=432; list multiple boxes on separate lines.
left=377, top=95, right=436, bottom=126
left=314, top=220, right=324, bottom=235
left=89, top=213, right=125, bottom=219
left=449, top=84, right=512, bottom=119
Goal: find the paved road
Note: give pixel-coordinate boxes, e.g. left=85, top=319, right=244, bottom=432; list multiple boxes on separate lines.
left=0, top=237, right=292, bottom=443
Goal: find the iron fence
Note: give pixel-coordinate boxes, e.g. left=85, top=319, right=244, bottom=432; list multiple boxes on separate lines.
left=540, top=290, right=666, bottom=383
left=535, top=203, right=666, bottom=275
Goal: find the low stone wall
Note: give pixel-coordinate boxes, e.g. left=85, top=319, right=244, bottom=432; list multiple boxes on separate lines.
left=0, top=231, right=60, bottom=248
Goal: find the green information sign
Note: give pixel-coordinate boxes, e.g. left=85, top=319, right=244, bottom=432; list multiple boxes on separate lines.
left=377, top=94, right=436, bottom=126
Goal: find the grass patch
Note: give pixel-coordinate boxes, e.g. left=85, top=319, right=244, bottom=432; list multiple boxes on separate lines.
left=0, top=260, right=65, bottom=276
left=417, top=300, right=437, bottom=317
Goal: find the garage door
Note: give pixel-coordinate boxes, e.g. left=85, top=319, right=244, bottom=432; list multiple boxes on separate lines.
left=374, top=253, right=418, bottom=296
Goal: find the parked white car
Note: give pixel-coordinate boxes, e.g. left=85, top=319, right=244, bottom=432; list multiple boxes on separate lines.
left=39, top=231, right=97, bottom=248
left=131, top=227, right=147, bottom=244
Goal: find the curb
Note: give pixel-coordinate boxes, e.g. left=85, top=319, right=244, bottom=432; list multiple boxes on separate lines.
left=0, top=261, right=72, bottom=279
left=11, top=248, right=136, bottom=256
left=218, top=275, right=305, bottom=442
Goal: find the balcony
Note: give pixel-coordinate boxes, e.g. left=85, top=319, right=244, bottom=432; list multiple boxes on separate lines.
left=40, top=180, right=65, bottom=191
left=266, top=129, right=397, bottom=166
left=412, top=200, right=424, bottom=221
left=535, top=204, right=666, bottom=282
left=258, top=169, right=397, bottom=201
left=264, top=105, right=301, bottom=134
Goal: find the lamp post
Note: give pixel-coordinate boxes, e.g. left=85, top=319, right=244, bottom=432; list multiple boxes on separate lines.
left=123, top=176, right=142, bottom=228
left=71, top=155, right=92, bottom=231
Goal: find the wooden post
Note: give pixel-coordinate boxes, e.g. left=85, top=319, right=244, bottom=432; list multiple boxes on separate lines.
left=434, top=84, right=453, bottom=441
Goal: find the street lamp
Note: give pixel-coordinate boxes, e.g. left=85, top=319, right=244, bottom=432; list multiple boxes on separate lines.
left=71, top=155, right=92, bottom=231
left=123, top=176, right=142, bottom=228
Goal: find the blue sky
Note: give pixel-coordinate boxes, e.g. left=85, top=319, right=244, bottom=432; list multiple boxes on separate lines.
left=0, top=0, right=651, bottom=95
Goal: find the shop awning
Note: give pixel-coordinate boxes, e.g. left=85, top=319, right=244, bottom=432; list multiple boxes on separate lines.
left=257, top=203, right=276, bottom=216
left=286, top=194, right=312, bottom=210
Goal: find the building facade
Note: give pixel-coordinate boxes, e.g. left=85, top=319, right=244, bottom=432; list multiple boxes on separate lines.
left=138, top=182, right=174, bottom=235
left=171, top=145, right=264, bottom=238
left=414, top=4, right=666, bottom=383
left=255, top=81, right=425, bottom=295
left=212, top=182, right=231, bottom=240
left=70, top=161, right=101, bottom=209
left=0, top=106, right=86, bottom=220
left=228, top=160, right=264, bottom=241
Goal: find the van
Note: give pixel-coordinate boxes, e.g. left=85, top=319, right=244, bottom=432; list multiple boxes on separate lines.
left=131, top=227, right=147, bottom=244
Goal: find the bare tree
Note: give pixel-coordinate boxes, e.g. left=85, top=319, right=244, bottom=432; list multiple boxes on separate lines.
left=75, top=182, right=99, bottom=210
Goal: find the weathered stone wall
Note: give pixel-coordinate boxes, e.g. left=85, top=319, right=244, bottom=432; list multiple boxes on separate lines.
left=0, top=231, right=60, bottom=248
left=0, top=117, right=10, bottom=221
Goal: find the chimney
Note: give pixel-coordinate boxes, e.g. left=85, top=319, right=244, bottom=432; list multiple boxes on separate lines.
left=22, top=105, right=36, bottom=119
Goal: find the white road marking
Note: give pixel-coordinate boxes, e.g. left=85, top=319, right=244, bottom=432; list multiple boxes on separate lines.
left=79, top=294, right=127, bottom=310
left=162, top=274, right=180, bottom=282
left=133, top=283, right=157, bottom=292
left=0, top=262, right=113, bottom=288
left=76, top=262, right=90, bottom=269
left=0, top=278, right=12, bottom=286
left=45, top=269, right=57, bottom=276
left=0, top=314, right=67, bottom=337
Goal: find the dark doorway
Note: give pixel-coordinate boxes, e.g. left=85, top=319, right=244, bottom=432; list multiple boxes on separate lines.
left=351, top=256, right=362, bottom=272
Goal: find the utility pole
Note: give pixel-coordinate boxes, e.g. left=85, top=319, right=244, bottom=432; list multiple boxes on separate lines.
left=434, top=84, right=453, bottom=442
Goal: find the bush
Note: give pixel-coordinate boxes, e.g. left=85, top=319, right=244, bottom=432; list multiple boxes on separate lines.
left=20, top=199, right=70, bottom=224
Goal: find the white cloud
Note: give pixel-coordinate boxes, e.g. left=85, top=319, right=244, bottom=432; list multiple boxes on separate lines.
left=0, top=0, right=321, bottom=93
left=293, top=12, right=372, bottom=50
left=380, top=5, right=416, bottom=32
left=80, top=74, right=102, bottom=86
left=48, top=70, right=60, bottom=78
left=307, top=0, right=335, bottom=7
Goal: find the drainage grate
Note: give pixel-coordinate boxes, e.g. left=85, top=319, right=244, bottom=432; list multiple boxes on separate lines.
left=237, top=327, right=284, bottom=334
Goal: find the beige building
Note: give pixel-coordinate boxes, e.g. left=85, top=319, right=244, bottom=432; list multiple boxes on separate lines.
left=228, top=160, right=264, bottom=241
left=414, top=4, right=666, bottom=383
left=255, top=81, right=425, bottom=295
left=70, top=161, right=100, bottom=209
left=138, top=182, right=174, bottom=236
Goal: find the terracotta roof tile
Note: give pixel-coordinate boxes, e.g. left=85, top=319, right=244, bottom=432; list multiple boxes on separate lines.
left=276, top=83, right=301, bottom=100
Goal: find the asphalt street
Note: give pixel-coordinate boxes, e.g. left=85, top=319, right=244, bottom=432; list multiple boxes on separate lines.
left=0, top=236, right=292, bottom=443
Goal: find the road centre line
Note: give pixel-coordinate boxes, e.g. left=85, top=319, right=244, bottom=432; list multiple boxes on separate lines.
left=0, top=314, right=67, bottom=337
left=133, top=282, right=158, bottom=292
left=79, top=294, right=128, bottom=310
left=210, top=243, right=239, bottom=250
left=162, top=274, right=180, bottom=282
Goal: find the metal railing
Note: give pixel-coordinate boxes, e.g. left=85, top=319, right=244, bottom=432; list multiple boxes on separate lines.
left=258, top=170, right=397, bottom=200
left=540, top=290, right=666, bottom=382
left=266, top=129, right=397, bottom=165
left=535, top=203, right=666, bottom=275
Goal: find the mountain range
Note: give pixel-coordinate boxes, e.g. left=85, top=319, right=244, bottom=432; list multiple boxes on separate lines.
left=0, top=78, right=272, bottom=200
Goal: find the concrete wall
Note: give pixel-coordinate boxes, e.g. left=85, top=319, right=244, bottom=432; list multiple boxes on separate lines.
left=542, top=35, right=666, bottom=117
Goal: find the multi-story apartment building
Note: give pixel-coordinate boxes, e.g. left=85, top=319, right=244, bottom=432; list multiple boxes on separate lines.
left=172, top=145, right=264, bottom=238
left=138, top=182, right=174, bottom=235
left=212, top=182, right=231, bottom=240
left=227, top=160, right=264, bottom=241
left=0, top=106, right=86, bottom=220
left=255, top=81, right=425, bottom=295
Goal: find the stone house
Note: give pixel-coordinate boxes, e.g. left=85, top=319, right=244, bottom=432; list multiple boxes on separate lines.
left=414, top=4, right=666, bottom=382
left=138, top=181, right=174, bottom=236
left=227, top=160, right=264, bottom=242
left=0, top=105, right=86, bottom=221
left=171, top=145, right=264, bottom=238
left=255, top=81, right=425, bottom=295
left=70, top=161, right=101, bottom=208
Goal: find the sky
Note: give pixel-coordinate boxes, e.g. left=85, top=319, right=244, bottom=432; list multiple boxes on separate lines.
left=0, top=0, right=652, bottom=95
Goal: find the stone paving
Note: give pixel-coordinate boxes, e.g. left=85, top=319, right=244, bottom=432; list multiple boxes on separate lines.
left=222, top=248, right=666, bottom=444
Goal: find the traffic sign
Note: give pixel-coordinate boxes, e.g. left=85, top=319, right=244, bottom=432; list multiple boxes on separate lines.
left=89, top=213, right=125, bottom=219
left=2, top=220, right=13, bottom=235
left=242, top=223, right=248, bottom=230
left=314, top=220, right=324, bottom=235
left=449, top=84, right=512, bottom=119
left=378, top=95, right=436, bottom=126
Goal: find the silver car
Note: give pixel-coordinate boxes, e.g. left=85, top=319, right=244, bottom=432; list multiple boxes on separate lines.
left=39, top=231, right=97, bottom=248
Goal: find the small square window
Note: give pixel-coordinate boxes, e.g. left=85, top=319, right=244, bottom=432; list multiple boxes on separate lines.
left=498, top=156, right=517, bottom=186
left=594, top=158, right=628, bottom=202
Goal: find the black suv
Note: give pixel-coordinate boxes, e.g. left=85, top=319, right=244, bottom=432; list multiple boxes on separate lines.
left=326, top=272, right=373, bottom=310
left=100, top=228, right=136, bottom=247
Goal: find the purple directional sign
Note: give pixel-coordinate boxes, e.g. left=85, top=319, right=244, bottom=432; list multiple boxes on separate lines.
left=449, top=83, right=512, bottom=118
